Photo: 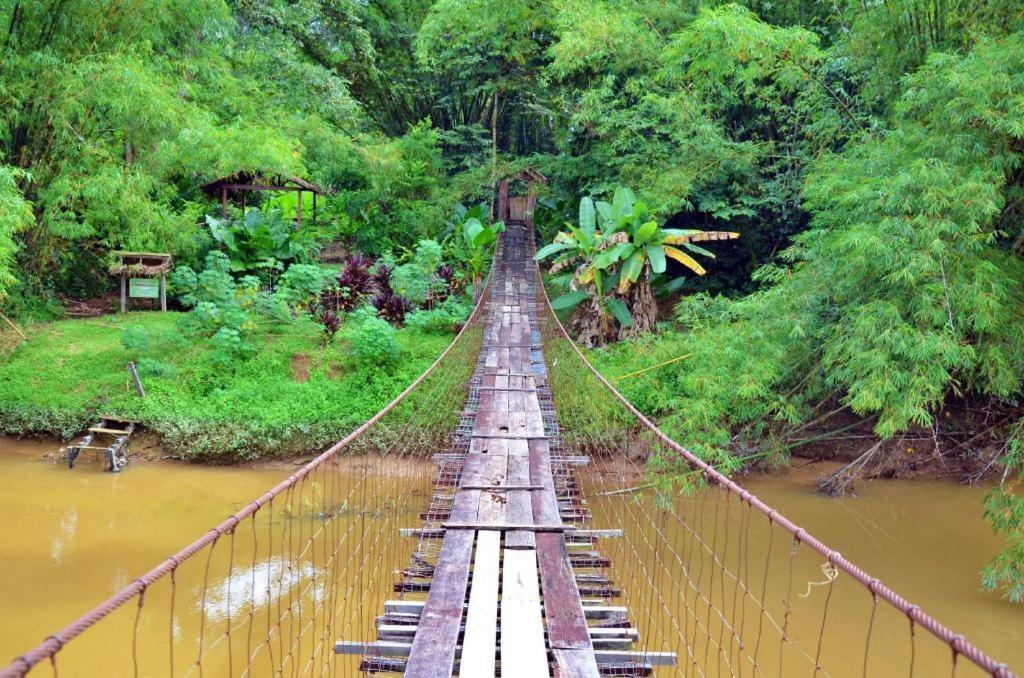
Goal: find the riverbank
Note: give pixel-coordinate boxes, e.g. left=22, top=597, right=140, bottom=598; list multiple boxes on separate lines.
left=0, top=312, right=454, bottom=462
left=3, top=436, right=1020, bottom=673
left=587, top=333, right=1013, bottom=490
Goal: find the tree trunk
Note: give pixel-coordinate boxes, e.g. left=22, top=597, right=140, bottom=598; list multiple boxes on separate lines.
left=570, top=297, right=614, bottom=348
left=490, top=89, right=499, bottom=221
left=619, top=275, right=657, bottom=341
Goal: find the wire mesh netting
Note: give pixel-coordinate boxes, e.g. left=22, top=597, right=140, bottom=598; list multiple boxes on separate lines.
left=2, top=223, right=1016, bottom=678
left=536, top=268, right=1014, bottom=678
left=2, top=285, right=490, bottom=678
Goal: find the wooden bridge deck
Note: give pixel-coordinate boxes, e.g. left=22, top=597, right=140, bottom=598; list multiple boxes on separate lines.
left=337, top=222, right=676, bottom=676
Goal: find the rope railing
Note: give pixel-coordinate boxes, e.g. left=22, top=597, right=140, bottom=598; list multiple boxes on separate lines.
left=0, top=272, right=494, bottom=678
left=534, top=263, right=1018, bottom=677
left=2, top=222, right=1018, bottom=677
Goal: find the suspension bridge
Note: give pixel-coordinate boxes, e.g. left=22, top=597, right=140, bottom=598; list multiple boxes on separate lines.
left=2, top=219, right=1018, bottom=677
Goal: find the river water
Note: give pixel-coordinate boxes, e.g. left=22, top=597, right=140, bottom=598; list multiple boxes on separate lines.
left=0, top=436, right=1020, bottom=675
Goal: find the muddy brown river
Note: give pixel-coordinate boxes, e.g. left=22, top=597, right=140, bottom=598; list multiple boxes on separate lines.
left=1, top=436, right=1020, bottom=675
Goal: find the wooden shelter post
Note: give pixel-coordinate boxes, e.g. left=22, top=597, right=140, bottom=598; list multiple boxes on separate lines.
left=111, top=252, right=173, bottom=313
left=296, top=189, right=303, bottom=229
left=221, top=186, right=228, bottom=219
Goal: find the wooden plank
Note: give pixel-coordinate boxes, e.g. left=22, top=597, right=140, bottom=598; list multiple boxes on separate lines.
left=536, top=533, right=595, bottom=653
left=383, top=600, right=628, bottom=620
left=376, top=625, right=636, bottom=643
left=460, top=530, right=500, bottom=676
left=442, top=522, right=570, bottom=532
left=88, top=427, right=131, bottom=435
left=477, top=450, right=509, bottom=526
left=451, top=453, right=484, bottom=525
left=404, top=530, right=474, bottom=677
left=337, top=642, right=676, bottom=667
left=459, top=485, right=544, bottom=491
left=508, top=410, right=530, bottom=436
left=530, top=439, right=562, bottom=527
left=505, top=442, right=536, bottom=549
left=592, top=650, right=677, bottom=666
left=553, top=649, right=603, bottom=677
left=501, top=549, right=550, bottom=677
left=473, top=410, right=508, bottom=438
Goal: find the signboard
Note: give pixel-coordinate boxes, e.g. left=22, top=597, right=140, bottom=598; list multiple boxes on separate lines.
left=129, top=278, right=159, bottom=299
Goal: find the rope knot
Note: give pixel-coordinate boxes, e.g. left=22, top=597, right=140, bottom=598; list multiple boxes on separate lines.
left=798, top=562, right=839, bottom=599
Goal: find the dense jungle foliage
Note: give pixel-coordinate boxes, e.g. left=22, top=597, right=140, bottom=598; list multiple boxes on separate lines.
left=1, top=1, right=1023, bottom=599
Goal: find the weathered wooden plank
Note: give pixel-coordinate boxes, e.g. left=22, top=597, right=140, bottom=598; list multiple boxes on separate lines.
left=473, top=410, right=508, bottom=438
left=508, top=410, right=530, bottom=437
left=458, top=485, right=544, bottom=491
left=537, top=533, right=595, bottom=653
left=404, top=529, right=474, bottom=677
left=501, top=549, right=550, bottom=677
left=383, top=600, right=629, bottom=620
left=530, top=439, right=562, bottom=527
left=442, top=522, right=570, bottom=532
left=505, top=442, right=536, bottom=549
left=552, top=649, right=603, bottom=678
left=477, top=450, right=509, bottom=526
left=378, top=625, right=637, bottom=648
left=338, top=643, right=677, bottom=667
left=460, top=530, right=500, bottom=676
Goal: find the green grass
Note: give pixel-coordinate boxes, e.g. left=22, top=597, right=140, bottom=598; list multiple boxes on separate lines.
left=0, top=312, right=453, bottom=461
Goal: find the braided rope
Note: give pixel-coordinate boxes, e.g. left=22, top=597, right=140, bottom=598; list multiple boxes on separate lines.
left=535, top=264, right=1016, bottom=678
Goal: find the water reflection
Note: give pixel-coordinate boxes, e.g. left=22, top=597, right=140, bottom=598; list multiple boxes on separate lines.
left=200, top=558, right=323, bottom=623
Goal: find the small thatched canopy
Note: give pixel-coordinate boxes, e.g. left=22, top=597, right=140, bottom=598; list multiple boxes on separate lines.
left=110, top=252, right=173, bottom=312
left=200, top=172, right=333, bottom=227
left=514, top=167, right=549, bottom=185
left=199, top=172, right=332, bottom=199
left=108, top=252, right=173, bottom=277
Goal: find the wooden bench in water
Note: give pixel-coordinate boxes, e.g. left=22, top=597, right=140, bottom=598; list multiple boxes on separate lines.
left=336, top=222, right=677, bottom=676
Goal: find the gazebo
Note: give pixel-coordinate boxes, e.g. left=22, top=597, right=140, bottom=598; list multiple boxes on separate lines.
left=497, top=168, right=549, bottom=224
left=200, top=172, right=332, bottom=229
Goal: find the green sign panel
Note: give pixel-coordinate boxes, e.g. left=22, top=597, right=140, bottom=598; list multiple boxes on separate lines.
left=129, top=278, right=159, bottom=299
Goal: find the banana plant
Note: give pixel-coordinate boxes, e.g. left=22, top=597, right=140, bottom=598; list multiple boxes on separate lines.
left=464, top=216, right=505, bottom=300
left=536, top=187, right=739, bottom=346
left=534, top=195, right=608, bottom=313
left=592, top=188, right=739, bottom=294
left=535, top=194, right=640, bottom=344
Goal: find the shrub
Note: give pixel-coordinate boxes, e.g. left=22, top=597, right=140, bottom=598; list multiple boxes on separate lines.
left=136, top=357, right=177, bottom=378
left=347, top=307, right=400, bottom=366
left=206, top=208, right=321, bottom=274
left=391, top=239, right=444, bottom=304
left=405, top=297, right=472, bottom=333
left=326, top=253, right=375, bottom=312
left=209, top=327, right=255, bottom=370
left=274, top=263, right=334, bottom=312
left=371, top=290, right=413, bottom=324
